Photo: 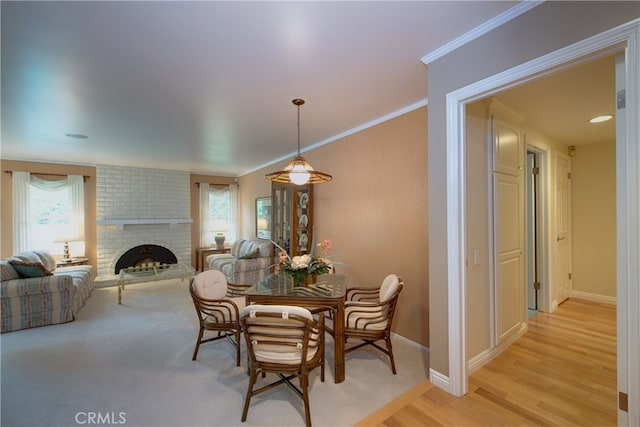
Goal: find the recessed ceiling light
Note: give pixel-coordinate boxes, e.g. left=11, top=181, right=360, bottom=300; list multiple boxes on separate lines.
left=589, top=115, right=613, bottom=124
left=65, top=133, right=89, bottom=139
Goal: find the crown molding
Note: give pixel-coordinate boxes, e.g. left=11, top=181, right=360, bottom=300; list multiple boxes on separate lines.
left=421, top=1, right=544, bottom=65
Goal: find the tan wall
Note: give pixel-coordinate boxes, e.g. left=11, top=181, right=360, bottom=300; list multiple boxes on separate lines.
left=239, top=107, right=429, bottom=346
left=237, top=170, right=272, bottom=241
left=427, top=2, right=639, bottom=376
left=0, top=160, right=97, bottom=269
left=571, top=141, right=616, bottom=298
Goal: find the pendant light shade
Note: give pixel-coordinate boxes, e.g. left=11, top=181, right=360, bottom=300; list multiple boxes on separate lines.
left=266, top=99, right=332, bottom=185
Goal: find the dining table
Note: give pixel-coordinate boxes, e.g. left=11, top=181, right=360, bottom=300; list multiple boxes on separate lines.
left=244, top=273, right=347, bottom=383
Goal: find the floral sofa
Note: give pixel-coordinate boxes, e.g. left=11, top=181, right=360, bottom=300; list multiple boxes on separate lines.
left=1, top=250, right=95, bottom=333
left=207, top=239, right=273, bottom=285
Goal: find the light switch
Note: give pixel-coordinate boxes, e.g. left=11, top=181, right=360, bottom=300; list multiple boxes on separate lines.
left=473, top=249, right=480, bottom=266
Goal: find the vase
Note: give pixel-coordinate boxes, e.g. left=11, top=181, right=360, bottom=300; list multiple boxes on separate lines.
left=214, top=233, right=225, bottom=250
left=305, top=274, right=317, bottom=285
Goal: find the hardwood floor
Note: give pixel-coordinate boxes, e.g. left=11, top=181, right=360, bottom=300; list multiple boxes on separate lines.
left=357, top=299, right=617, bottom=426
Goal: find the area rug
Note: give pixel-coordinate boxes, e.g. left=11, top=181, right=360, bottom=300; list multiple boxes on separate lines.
left=1, top=279, right=429, bottom=427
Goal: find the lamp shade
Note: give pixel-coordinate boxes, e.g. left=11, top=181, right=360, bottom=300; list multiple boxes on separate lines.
left=266, top=99, right=332, bottom=185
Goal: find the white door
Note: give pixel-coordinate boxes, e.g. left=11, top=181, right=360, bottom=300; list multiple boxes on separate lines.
left=492, top=110, right=525, bottom=343
left=554, top=153, right=572, bottom=306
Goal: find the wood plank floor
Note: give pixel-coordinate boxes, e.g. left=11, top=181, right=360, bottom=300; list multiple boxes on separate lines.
left=357, top=299, right=617, bottom=427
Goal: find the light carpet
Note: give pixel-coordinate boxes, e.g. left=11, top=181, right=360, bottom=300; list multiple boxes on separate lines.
left=1, top=279, right=429, bottom=427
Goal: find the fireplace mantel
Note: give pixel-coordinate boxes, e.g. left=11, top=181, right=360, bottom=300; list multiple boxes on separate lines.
left=96, top=218, right=192, bottom=230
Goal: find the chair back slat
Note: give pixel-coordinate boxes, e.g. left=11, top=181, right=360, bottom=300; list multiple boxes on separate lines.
left=241, top=306, right=323, bottom=365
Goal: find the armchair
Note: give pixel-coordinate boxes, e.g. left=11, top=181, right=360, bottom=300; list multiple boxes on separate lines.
left=330, top=274, right=403, bottom=374
left=240, top=304, right=325, bottom=427
left=189, top=270, right=248, bottom=365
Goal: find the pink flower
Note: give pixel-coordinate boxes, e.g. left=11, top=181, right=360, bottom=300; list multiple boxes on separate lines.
left=317, top=239, right=333, bottom=255
left=278, top=251, right=289, bottom=262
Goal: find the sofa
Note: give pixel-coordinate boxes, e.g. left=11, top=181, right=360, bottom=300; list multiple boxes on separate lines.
left=207, top=239, right=273, bottom=285
left=1, top=250, right=95, bottom=333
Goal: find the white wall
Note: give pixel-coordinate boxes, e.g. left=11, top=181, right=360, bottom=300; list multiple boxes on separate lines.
left=96, top=165, right=192, bottom=280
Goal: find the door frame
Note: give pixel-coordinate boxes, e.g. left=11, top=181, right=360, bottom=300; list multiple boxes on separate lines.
left=525, top=145, right=547, bottom=313
left=444, top=19, right=639, bottom=423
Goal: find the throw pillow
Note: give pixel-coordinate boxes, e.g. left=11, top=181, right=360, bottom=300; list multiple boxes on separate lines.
left=231, top=240, right=246, bottom=258
left=237, top=248, right=260, bottom=260
left=8, top=260, right=53, bottom=278
left=1, top=260, right=20, bottom=281
left=32, top=250, right=57, bottom=272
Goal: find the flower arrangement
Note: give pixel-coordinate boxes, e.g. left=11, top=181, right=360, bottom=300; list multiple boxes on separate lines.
left=273, top=238, right=336, bottom=285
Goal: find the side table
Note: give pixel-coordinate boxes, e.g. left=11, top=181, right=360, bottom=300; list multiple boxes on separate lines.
left=56, top=257, right=89, bottom=268
left=195, top=247, right=230, bottom=271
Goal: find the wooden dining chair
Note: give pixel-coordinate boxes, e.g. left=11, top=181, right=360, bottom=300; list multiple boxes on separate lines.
left=240, top=304, right=325, bottom=427
left=329, top=274, right=403, bottom=374
left=189, top=270, right=247, bottom=365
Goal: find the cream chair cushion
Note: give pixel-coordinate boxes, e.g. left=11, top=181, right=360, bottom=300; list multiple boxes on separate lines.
left=193, top=270, right=227, bottom=299
left=345, top=304, right=388, bottom=330
left=194, top=270, right=247, bottom=322
left=378, top=274, right=400, bottom=303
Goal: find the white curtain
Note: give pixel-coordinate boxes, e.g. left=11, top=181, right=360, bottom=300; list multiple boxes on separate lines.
left=199, top=182, right=210, bottom=248
left=30, top=175, right=68, bottom=190
left=229, top=183, right=239, bottom=243
left=12, top=173, right=85, bottom=254
left=12, top=171, right=31, bottom=253
left=68, top=175, right=85, bottom=241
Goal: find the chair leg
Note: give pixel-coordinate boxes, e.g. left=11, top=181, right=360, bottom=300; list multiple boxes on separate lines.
left=241, top=369, right=259, bottom=422
left=192, top=328, right=204, bottom=361
left=300, top=374, right=312, bottom=427
left=385, top=336, right=397, bottom=375
left=235, top=329, right=241, bottom=367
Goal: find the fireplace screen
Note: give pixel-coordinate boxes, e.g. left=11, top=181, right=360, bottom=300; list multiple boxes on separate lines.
left=114, top=245, right=178, bottom=274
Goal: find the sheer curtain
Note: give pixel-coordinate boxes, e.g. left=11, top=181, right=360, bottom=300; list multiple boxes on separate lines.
left=199, top=182, right=211, bottom=248
left=228, top=183, right=239, bottom=243
left=12, top=172, right=31, bottom=253
left=12, top=173, right=85, bottom=254
left=67, top=175, right=85, bottom=241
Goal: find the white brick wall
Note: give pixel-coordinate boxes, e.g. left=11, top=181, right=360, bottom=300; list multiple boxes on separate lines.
left=96, top=165, right=192, bottom=280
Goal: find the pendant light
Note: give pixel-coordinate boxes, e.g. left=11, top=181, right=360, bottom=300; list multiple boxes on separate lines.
left=266, top=99, right=332, bottom=185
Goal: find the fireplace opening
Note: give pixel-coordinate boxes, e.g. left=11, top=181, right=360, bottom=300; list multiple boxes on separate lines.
left=114, top=245, right=178, bottom=274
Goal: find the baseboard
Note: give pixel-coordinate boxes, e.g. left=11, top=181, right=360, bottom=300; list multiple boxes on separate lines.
left=570, top=290, right=616, bottom=305
left=391, top=332, right=430, bottom=353
left=468, top=321, right=528, bottom=374
left=429, top=368, right=450, bottom=393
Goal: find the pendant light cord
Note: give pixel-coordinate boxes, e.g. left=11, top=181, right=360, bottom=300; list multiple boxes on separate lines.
left=297, top=103, right=301, bottom=155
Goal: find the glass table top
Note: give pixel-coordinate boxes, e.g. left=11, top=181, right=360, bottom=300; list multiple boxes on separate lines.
left=246, top=273, right=347, bottom=299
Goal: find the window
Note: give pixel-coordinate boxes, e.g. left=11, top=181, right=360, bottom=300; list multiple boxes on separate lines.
left=198, top=182, right=238, bottom=248
left=208, top=186, right=230, bottom=232
left=12, top=172, right=85, bottom=255
left=30, top=184, right=72, bottom=252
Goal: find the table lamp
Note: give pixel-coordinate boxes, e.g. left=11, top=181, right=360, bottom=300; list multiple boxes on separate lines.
left=211, top=220, right=228, bottom=250
left=54, top=228, right=80, bottom=262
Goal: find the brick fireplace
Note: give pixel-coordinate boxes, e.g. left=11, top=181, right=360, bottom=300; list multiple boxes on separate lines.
left=95, top=165, right=192, bottom=283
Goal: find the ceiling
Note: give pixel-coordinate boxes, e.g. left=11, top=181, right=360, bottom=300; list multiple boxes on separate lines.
left=1, top=1, right=615, bottom=177
left=495, top=54, right=616, bottom=147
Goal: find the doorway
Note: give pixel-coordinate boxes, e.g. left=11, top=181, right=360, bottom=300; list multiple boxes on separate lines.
left=526, top=149, right=541, bottom=315
left=441, top=22, right=639, bottom=418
